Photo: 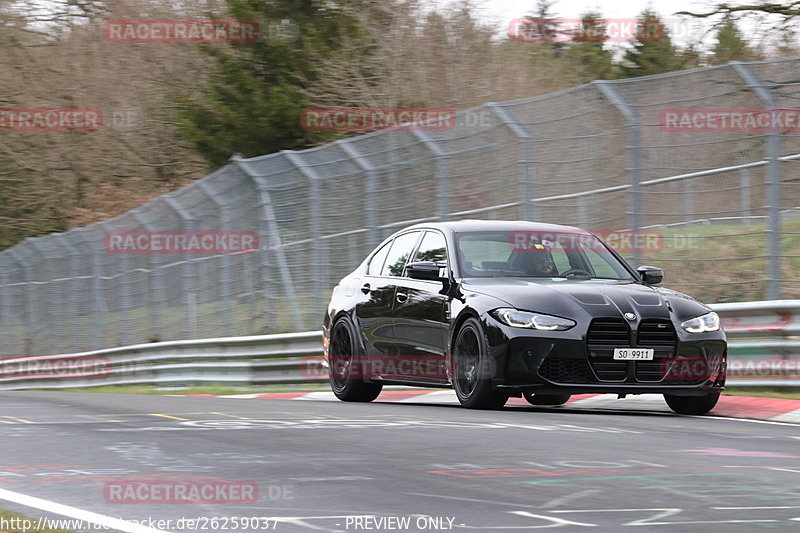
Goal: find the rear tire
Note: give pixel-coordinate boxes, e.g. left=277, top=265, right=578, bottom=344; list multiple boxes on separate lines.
left=664, top=391, right=720, bottom=415
left=328, top=317, right=382, bottom=402
left=524, top=392, right=571, bottom=406
left=452, top=318, right=508, bottom=409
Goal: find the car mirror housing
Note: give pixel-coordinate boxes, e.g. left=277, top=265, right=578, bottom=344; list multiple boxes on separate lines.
left=637, top=265, right=664, bottom=285
left=406, top=261, right=448, bottom=281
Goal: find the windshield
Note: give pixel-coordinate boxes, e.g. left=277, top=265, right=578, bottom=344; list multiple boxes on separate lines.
left=455, top=230, right=635, bottom=281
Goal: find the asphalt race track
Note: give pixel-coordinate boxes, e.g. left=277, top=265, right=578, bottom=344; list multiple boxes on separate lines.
left=2, top=391, right=800, bottom=532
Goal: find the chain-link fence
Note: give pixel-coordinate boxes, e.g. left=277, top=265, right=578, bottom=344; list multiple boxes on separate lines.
left=1, top=58, right=799, bottom=356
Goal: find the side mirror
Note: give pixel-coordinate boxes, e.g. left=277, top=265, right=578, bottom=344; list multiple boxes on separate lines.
left=637, top=265, right=664, bottom=285
left=406, top=261, right=448, bottom=281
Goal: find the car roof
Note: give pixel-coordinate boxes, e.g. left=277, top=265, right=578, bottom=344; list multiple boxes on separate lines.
left=403, top=219, right=589, bottom=234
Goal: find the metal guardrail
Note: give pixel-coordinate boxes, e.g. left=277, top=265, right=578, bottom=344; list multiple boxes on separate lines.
left=0, top=331, right=323, bottom=391
left=0, top=301, right=798, bottom=391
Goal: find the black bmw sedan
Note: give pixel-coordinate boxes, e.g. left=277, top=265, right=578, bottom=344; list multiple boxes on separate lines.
left=322, top=220, right=726, bottom=414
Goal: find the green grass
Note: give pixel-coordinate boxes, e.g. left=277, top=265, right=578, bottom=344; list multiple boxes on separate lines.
left=638, top=217, right=800, bottom=303
left=723, top=387, right=800, bottom=400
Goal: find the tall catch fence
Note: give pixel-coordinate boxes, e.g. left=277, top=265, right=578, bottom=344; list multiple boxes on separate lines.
left=1, top=58, right=799, bottom=355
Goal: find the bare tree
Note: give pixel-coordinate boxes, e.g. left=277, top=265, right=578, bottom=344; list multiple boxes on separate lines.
left=0, top=0, right=222, bottom=245
left=300, top=0, right=577, bottom=111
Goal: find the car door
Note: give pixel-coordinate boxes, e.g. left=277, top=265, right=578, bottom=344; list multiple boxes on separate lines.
left=354, top=231, right=422, bottom=371
left=391, top=230, right=450, bottom=382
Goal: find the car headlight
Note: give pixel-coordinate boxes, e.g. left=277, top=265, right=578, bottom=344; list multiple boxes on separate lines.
left=681, top=311, right=720, bottom=333
left=492, top=308, right=576, bottom=331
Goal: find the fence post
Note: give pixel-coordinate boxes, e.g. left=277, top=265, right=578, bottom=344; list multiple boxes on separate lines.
left=0, top=257, right=9, bottom=354
left=130, top=211, right=168, bottom=342
left=25, top=241, right=52, bottom=353
left=56, top=232, right=84, bottom=352
left=0, top=255, right=23, bottom=355
left=7, top=249, right=36, bottom=356
left=284, top=152, right=325, bottom=324
left=197, top=182, right=233, bottom=337
left=164, top=195, right=197, bottom=339
left=87, top=226, right=107, bottom=350
left=732, top=62, right=782, bottom=300
left=486, top=103, right=536, bottom=220
left=232, top=156, right=304, bottom=331
left=595, top=81, right=644, bottom=267
left=413, top=130, right=450, bottom=220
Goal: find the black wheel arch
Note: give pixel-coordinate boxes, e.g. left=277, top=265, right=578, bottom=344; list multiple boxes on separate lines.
left=327, top=310, right=371, bottom=372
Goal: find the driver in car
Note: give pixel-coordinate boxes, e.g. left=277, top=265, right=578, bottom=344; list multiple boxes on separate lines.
left=511, top=242, right=556, bottom=276
left=527, top=248, right=555, bottom=276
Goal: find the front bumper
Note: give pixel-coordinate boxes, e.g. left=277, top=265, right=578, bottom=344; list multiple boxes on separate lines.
left=486, top=317, right=727, bottom=396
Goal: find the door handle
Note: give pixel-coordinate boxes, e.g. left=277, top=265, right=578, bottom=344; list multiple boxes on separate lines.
left=360, top=283, right=371, bottom=294
left=396, top=292, right=408, bottom=303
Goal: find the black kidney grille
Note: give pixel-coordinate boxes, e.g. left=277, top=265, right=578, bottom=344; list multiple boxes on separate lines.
left=587, top=319, right=630, bottom=381
left=587, top=318, right=630, bottom=345
left=638, top=320, right=677, bottom=347
left=538, top=357, right=594, bottom=383
left=585, top=318, right=680, bottom=383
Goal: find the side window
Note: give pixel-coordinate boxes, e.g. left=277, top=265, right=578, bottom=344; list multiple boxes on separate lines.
left=413, top=231, right=447, bottom=264
left=381, top=231, right=421, bottom=277
left=367, top=241, right=392, bottom=276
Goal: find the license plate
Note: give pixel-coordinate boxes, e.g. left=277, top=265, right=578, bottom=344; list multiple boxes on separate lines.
left=613, top=348, right=654, bottom=360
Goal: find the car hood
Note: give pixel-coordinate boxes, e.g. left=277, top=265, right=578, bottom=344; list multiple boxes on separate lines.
left=461, top=278, right=711, bottom=324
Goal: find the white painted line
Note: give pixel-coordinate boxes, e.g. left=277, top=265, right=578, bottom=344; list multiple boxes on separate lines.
left=293, top=391, right=338, bottom=401
left=396, top=391, right=458, bottom=404
left=771, top=408, right=800, bottom=424
left=687, top=415, right=800, bottom=427
left=0, top=487, right=171, bottom=533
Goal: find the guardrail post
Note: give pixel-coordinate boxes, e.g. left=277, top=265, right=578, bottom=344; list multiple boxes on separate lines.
left=486, top=103, right=536, bottom=220
left=732, top=62, right=783, bottom=300
left=595, top=81, right=644, bottom=266
left=413, top=130, right=450, bottom=220
left=338, top=140, right=380, bottom=248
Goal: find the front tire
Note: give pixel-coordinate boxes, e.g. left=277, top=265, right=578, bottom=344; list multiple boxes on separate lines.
left=328, top=317, right=382, bottom=402
left=452, top=318, right=508, bottom=409
left=664, top=391, right=720, bottom=415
